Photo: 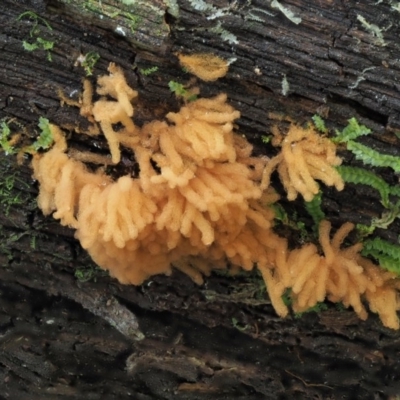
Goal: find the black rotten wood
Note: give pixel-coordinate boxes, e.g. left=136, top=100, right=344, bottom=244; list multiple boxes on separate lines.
left=1, top=0, right=400, bottom=399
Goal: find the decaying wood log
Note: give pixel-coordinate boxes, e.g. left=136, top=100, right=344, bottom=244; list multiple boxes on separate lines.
left=1, top=0, right=400, bottom=398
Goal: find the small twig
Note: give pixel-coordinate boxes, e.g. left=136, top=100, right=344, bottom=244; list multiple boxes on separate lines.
left=285, top=369, right=333, bottom=389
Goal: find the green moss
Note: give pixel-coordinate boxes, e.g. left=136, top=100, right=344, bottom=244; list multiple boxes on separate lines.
left=0, top=138, right=35, bottom=218
left=337, top=165, right=390, bottom=207
left=311, top=114, right=327, bottom=133
left=356, top=223, right=376, bottom=238
left=271, top=203, right=309, bottom=241
left=81, top=51, right=100, bottom=76
left=332, top=117, right=371, bottom=143
left=0, top=174, right=24, bottom=217
left=139, top=66, right=158, bottom=76
left=346, top=141, right=400, bottom=173
left=362, top=237, right=400, bottom=274
left=168, top=80, right=197, bottom=102
left=17, top=11, right=54, bottom=61
left=271, top=115, right=400, bottom=282
left=22, top=37, right=54, bottom=61
left=0, top=120, right=16, bottom=155
left=304, top=191, right=325, bottom=232
left=0, top=227, right=29, bottom=262
left=75, top=265, right=107, bottom=282
left=331, top=118, right=400, bottom=236
left=281, top=289, right=328, bottom=318
left=23, top=117, right=54, bottom=153
left=1, top=117, right=54, bottom=157
left=261, top=135, right=271, bottom=144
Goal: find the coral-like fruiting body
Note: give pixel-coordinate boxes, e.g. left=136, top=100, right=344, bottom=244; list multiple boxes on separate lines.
left=258, top=220, right=400, bottom=329
left=176, top=53, right=229, bottom=81
left=261, top=124, right=344, bottom=201
left=32, top=64, right=400, bottom=329
left=32, top=64, right=277, bottom=287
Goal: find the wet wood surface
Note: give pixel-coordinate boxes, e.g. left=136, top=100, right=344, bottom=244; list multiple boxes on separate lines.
left=1, top=1, right=400, bottom=398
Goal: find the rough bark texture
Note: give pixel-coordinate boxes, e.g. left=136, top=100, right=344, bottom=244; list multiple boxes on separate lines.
left=1, top=0, right=400, bottom=399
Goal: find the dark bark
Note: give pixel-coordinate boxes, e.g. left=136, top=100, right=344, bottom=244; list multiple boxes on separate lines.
left=1, top=0, right=400, bottom=399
